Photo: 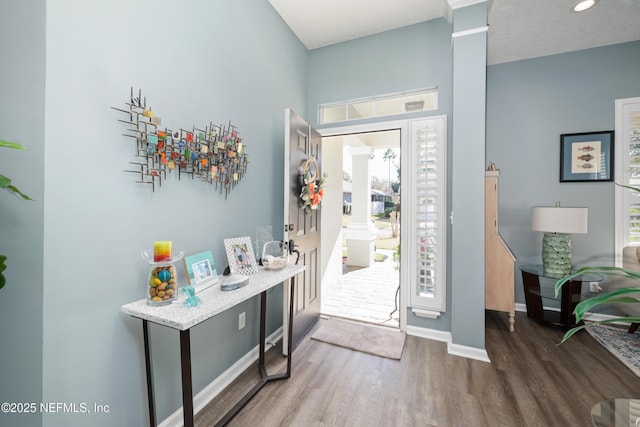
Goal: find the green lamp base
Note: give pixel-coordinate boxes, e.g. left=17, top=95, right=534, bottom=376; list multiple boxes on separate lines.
left=542, top=232, right=572, bottom=275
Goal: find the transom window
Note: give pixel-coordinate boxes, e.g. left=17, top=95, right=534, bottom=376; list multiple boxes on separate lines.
left=319, top=88, right=438, bottom=125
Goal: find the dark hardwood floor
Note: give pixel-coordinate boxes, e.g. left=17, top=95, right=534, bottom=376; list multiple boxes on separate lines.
left=196, top=311, right=640, bottom=426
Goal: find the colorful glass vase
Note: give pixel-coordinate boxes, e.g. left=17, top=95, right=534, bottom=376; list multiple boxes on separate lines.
left=142, top=249, right=184, bottom=306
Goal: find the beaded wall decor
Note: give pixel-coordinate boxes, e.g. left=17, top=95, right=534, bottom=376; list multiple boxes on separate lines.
left=112, top=88, right=248, bottom=198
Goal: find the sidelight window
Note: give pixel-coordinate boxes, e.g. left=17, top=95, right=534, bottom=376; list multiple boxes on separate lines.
left=409, top=117, right=446, bottom=314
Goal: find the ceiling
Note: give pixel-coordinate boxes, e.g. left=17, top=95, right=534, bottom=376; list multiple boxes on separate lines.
left=268, top=0, right=640, bottom=65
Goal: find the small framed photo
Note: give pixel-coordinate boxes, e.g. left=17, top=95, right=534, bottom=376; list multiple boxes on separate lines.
left=183, top=250, right=219, bottom=291
left=560, top=131, right=614, bottom=182
left=224, top=236, right=258, bottom=275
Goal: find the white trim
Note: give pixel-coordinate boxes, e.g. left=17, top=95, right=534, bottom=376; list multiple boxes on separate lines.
left=319, top=119, right=409, bottom=333
left=614, top=97, right=640, bottom=260
left=516, top=302, right=634, bottom=326
left=515, top=302, right=527, bottom=313
left=159, top=327, right=283, bottom=427
left=406, top=325, right=490, bottom=362
left=411, top=308, right=442, bottom=319
left=448, top=0, right=487, bottom=9
left=447, top=342, right=490, bottom=362
left=320, top=116, right=448, bottom=329
left=451, top=26, right=489, bottom=39
left=283, top=109, right=292, bottom=354
left=406, top=325, right=451, bottom=343
left=319, top=119, right=407, bottom=138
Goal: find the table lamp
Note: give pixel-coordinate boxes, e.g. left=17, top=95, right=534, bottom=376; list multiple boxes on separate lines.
left=531, top=203, right=588, bottom=275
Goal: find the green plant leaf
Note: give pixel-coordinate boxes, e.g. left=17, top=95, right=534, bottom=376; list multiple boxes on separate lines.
left=616, top=182, right=640, bottom=193
left=555, top=266, right=640, bottom=298
left=573, top=288, right=640, bottom=321
left=0, top=140, right=26, bottom=150
left=0, top=255, right=6, bottom=291
left=0, top=174, right=9, bottom=188
left=5, top=184, right=33, bottom=201
left=559, top=325, right=587, bottom=343
left=560, top=317, right=640, bottom=343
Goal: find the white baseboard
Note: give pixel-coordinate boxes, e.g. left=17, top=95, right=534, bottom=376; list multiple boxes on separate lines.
left=515, top=302, right=631, bottom=325
left=406, top=325, right=490, bottom=363
left=159, top=327, right=283, bottom=427
left=447, top=342, right=490, bottom=363
left=406, top=325, right=451, bottom=343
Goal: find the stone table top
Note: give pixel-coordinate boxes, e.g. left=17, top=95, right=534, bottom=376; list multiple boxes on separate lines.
left=121, top=264, right=305, bottom=330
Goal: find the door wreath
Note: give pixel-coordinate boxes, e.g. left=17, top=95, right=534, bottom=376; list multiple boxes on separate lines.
left=299, top=157, right=326, bottom=211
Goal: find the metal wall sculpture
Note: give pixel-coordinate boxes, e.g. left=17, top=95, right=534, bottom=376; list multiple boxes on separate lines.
left=112, top=88, right=248, bottom=198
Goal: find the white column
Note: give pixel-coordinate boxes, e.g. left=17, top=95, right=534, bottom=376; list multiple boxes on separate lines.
left=345, top=146, right=378, bottom=267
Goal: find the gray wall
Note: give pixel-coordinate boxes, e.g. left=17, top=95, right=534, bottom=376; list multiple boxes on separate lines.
left=308, top=19, right=456, bottom=333
left=4, top=1, right=640, bottom=424
left=0, top=0, right=306, bottom=426
left=0, top=1, right=46, bottom=427
left=487, top=40, right=640, bottom=307
left=450, top=2, right=487, bottom=349
left=308, top=20, right=453, bottom=128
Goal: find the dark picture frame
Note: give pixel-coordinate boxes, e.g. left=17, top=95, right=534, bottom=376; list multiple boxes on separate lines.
left=560, top=130, right=614, bottom=182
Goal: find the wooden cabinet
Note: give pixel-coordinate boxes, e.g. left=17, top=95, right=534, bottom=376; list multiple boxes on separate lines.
left=485, top=171, right=516, bottom=332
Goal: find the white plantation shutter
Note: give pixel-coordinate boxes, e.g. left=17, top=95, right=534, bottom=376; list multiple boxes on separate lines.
left=410, top=117, right=446, bottom=312
left=615, top=97, right=640, bottom=255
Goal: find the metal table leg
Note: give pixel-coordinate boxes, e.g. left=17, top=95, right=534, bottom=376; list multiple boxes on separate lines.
left=215, top=275, right=296, bottom=426
left=142, top=274, right=296, bottom=427
left=180, top=329, right=194, bottom=427
left=143, top=320, right=157, bottom=427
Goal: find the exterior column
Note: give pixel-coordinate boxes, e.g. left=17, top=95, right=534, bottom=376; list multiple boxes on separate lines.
left=345, top=146, right=378, bottom=267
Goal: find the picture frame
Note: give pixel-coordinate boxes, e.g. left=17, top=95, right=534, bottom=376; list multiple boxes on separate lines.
left=183, top=250, right=219, bottom=291
left=223, top=236, right=258, bottom=275
left=560, top=130, right=614, bottom=182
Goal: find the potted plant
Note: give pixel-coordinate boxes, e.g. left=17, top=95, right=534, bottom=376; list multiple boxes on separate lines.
left=1, top=139, right=32, bottom=290
left=555, top=267, right=640, bottom=342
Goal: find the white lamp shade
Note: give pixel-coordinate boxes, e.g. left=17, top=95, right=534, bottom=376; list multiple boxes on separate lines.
left=531, top=206, right=588, bottom=234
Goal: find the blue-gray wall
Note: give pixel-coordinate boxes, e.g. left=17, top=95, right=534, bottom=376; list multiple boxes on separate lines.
left=308, top=19, right=456, bottom=333
left=450, top=2, right=487, bottom=349
left=4, top=0, right=640, bottom=424
left=2, top=0, right=306, bottom=426
left=487, top=40, right=640, bottom=307
left=0, top=1, right=46, bottom=427
left=307, top=20, right=453, bottom=128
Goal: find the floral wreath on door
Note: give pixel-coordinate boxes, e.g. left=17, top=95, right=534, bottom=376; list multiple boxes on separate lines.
left=299, top=157, right=327, bottom=212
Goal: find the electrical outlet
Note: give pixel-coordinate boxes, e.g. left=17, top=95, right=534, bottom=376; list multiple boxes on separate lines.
left=238, top=312, right=246, bottom=330
left=589, top=282, right=599, bottom=292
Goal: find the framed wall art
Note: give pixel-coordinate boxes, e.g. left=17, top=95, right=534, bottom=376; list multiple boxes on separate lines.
left=183, top=250, right=219, bottom=291
left=223, top=236, right=258, bottom=275
left=560, top=130, right=614, bottom=182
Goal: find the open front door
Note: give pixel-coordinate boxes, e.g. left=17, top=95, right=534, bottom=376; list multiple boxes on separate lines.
left=283, top=109, right=322, bottom=353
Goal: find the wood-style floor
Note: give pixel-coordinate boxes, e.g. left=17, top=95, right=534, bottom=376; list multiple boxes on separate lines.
left=196, top=311, right=640, bottom=426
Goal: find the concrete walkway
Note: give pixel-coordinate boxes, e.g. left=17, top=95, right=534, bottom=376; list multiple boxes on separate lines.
left=321, top=248, right=400, bottom=328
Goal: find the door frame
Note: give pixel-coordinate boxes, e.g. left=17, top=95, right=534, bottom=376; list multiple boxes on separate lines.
left=318, top=119, right=409, bottom=332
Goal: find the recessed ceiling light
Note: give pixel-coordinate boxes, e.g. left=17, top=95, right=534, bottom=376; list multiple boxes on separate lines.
left=573, top=0, right=596, bottom=12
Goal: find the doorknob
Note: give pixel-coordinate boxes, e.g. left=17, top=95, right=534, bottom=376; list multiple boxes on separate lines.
left=288, top=239, right=301, bottom=265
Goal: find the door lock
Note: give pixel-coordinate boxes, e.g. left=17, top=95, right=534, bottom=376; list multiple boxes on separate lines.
left=288, top=239, right=301, bottom=265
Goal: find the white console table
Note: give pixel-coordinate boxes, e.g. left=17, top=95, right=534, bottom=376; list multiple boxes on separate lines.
left=121, top=264, right=305, bottom=427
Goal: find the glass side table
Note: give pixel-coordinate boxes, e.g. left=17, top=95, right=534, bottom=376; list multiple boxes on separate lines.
left=520, top=264, right=605, bottom=331
left=591, top=398, right=640, bottom=427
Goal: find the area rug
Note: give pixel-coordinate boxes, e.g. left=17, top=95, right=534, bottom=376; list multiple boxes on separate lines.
left=311, top=318, right=406, bottom=360
left=587, top=324, right=640, bottom=377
